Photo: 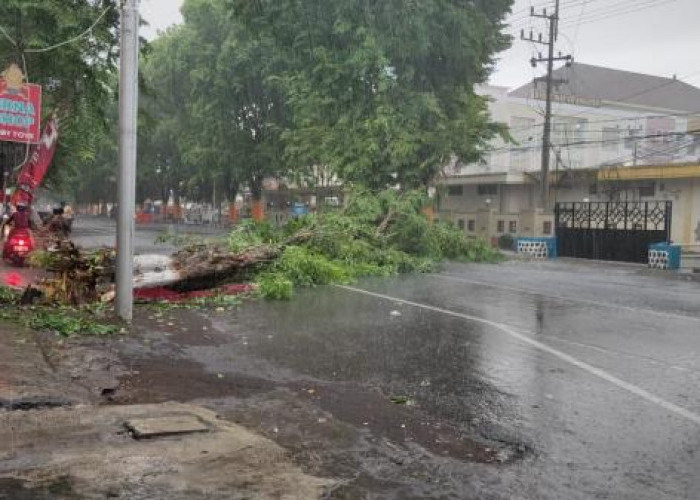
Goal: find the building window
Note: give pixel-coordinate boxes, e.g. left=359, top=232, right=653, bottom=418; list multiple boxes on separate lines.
left=447, top=185, right=464, bottom=196
left=497, top=220, right=505, bottom=233
left=552, top=118, right=588, bottom=146
left=467, top=220, right=475, bottom=232
left=602, top=127, right=620, bottom=152
left=457, top=219, right=465, bottom=230
left=509, top=221, right=517, bottom=234
left=477, top=184, right=498, bottom=196
left=638, top=182, right=655, bottom=198
left=543, top=221, right=553, bottom=235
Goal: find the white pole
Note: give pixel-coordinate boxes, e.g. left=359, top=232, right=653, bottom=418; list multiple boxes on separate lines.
left=117, top=0, right=140, bottom=321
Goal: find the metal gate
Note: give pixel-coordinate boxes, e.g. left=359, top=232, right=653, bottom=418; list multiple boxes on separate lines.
left=554, top=201, right=672, bottom=263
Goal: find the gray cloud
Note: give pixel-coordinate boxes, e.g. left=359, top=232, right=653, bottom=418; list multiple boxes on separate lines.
left=140, top=0, right=184, bottom=40
left=492, top=0, right=700, bottom=89
left=138, top=0, right=700, bottom=90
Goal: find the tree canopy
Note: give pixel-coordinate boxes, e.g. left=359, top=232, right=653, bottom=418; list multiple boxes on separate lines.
left=230, top=0, right=512, bottom=189
left=0, top=0, right=120, bottom=194
left=2, top=0, right=513, bottom=204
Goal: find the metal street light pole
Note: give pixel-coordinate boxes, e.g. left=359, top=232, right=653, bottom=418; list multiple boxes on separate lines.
left=116, top=0, right=140, bottom=321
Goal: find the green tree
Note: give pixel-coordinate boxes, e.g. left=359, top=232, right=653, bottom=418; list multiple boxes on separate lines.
left=0, top=0, right=120, bottom=192
left=138, top=0, right=513, bottom=204
left=232, top=0, right=513, bottom=190
left=140, top=0, right=291, bottom=207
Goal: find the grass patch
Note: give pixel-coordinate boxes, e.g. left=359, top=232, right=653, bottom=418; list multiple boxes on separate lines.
left=0, top=297, right=122, bottom=337
left=0, top=287, right=20, bottom=305
left=25, top=309, right=120, bottom=337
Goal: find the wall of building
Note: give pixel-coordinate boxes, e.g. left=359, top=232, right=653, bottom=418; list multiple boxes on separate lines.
left=662, top=178, right=699, bottom=244
left=440, top=184, right=494, bottom=213
left=462, top=85, right=698, bottom=179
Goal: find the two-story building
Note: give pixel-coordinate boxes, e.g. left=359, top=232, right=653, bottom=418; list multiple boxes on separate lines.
left=440, top=63, right=700, bottom=246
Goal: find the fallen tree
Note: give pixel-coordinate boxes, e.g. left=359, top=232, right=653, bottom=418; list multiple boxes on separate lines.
left=141, top=189, right=501, bottom=299
left=26, top=189, right=501, bottom=304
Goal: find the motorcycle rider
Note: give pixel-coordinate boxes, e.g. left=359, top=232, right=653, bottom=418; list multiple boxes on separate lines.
left=3, top=202, right=35, bottom=233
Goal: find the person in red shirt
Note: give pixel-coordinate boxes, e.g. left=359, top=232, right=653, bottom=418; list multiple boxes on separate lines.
left=5, top=203, right=34, bottom=231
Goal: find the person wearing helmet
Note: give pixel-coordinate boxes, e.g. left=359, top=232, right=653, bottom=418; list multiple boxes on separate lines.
left=6, top=203, right=33, bottom=230
left=1, top=202, right=35, bottom=241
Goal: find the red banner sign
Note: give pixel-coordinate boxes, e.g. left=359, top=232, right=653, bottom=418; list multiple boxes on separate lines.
left=0, top=68, right=42, bottom=144
left=11, top=118, right=59, bottom=206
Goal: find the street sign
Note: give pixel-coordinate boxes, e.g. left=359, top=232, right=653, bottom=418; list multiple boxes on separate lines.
left=0, top=64, right=42, bottom=144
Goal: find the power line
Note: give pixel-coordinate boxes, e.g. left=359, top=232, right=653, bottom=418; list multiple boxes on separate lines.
left=24, top=7, right=111, bottom=53
left=0, top=24, right=16, bottom=46
left=509, top=0, right=613, bottom=30
left=489, top=129, right=700, bottom=155
left=572, top=0, right=591, bottom=45
left=558, top=0, right=664, bottom=26
left=596, top=138, right=696, bottom=172
left=0, top=6, right=111, bottom=54
left=484, top=136, right=696, bottom=181
left=509, top=68, right=700, bottom=130
left=560, top=0, right=677, bottom=28
left=506, top=111, right=700, bottom=134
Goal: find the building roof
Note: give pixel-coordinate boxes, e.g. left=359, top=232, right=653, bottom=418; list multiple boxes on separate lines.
left=510, top=63, right=700, bottom=113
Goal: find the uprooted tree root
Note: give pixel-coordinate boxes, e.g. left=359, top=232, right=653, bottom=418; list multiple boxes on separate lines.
left=27, top=241, right=116, bottom=306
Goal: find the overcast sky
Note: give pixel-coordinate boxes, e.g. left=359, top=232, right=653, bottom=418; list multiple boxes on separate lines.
left=140, top=0, right=700, bottom=90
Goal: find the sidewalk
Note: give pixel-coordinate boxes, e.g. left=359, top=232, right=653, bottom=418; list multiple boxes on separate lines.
left=0, top=320, right=332, bottom=499
left=0, top=402, right=330, bottom=499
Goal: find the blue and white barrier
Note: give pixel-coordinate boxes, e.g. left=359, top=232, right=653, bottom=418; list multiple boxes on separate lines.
left=648, top=242, right=681, bottom=270
left=516, top=237, right=557, bottom=259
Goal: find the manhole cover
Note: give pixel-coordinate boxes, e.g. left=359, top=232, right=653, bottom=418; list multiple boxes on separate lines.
left=125, top=415, right=210, bottom=439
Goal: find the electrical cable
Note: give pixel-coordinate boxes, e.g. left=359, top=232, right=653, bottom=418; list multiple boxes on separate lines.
left=0, top=24, right=16, bottom=46
left=505, top=111, right=700, bottom=134
left=488, top=129, right=700, bottom=155
left=24, top=7, right=111, bottom=53
left=560, top=0, right=677, bottom=28
left=0, top=6, right=111, bottom=54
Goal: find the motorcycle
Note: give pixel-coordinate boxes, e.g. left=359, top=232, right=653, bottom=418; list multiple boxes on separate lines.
left=2, top=227, right=34, bottom=267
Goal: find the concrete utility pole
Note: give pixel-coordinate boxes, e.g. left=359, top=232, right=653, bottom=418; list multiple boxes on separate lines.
left=522, top=0, right=572, bottom=210
left=116, top=0, right=140, bottom=321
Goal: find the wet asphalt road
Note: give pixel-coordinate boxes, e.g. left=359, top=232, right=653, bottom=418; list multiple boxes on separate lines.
left=109, top=258, right=700, bottom=499
left=67, top=217, right=700, bottom=498
left=70, top=215, right=227, bottom=254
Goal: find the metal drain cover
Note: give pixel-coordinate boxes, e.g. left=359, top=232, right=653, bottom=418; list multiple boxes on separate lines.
left=125, top=415, right=210, bottom=439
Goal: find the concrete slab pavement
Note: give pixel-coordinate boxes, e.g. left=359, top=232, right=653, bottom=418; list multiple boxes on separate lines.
left=0, top=402, right=331, bottom=499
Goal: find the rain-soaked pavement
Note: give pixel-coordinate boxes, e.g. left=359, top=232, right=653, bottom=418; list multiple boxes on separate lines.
left=96, top=258, right=700, bottom=499
left=4, top=217, right=700, bottom=498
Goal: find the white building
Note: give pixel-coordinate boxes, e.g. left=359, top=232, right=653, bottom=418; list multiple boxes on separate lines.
left=440, top=63, right=700, bottom=245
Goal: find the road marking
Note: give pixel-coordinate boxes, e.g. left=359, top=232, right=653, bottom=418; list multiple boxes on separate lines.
left=539, top=335, right=697, bottom=374
left=432, top=273, right=700, bottom=323
left=336, top=284, right=700, bottom=426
